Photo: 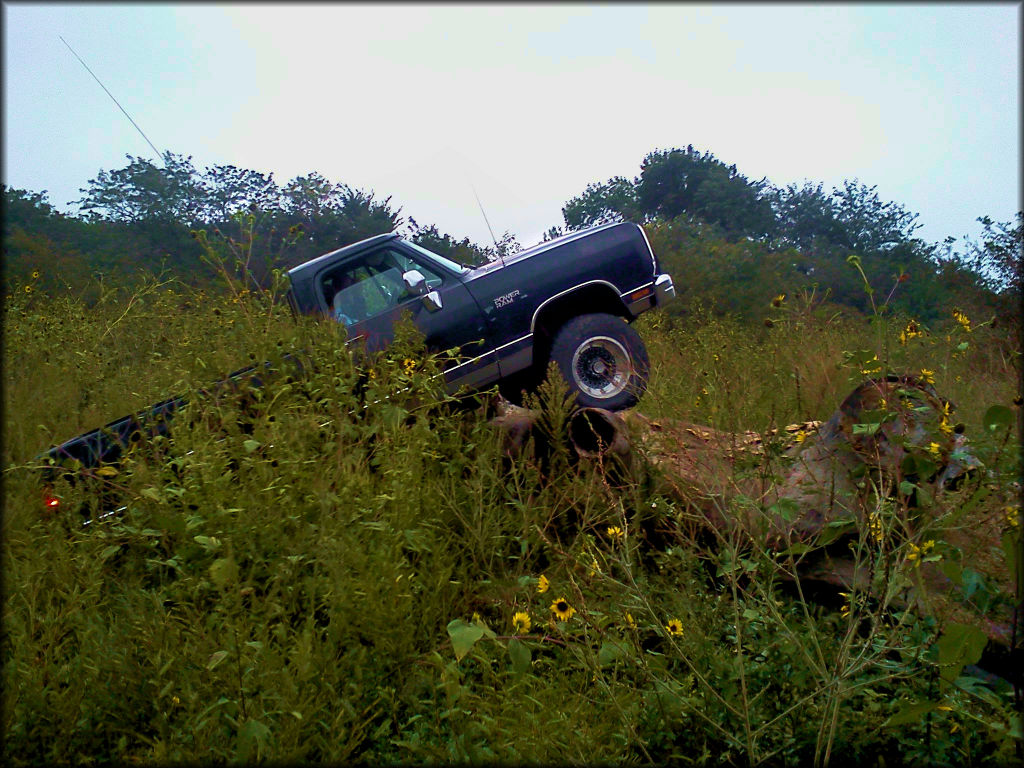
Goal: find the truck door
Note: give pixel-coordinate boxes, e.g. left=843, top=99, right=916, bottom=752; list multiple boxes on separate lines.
left=315, top=244, right=498, bottom=390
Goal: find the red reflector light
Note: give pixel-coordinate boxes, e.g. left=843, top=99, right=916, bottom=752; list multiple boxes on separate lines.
left=45, top=496, right=60, bottom=509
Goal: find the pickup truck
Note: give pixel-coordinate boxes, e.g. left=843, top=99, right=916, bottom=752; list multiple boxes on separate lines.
left=287, top=220, right=673, bottom=408
left=42, top=221, right=674, bottom=478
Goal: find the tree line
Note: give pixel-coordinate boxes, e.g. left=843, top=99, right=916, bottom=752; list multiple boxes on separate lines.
left=4, top=147, right=1019, bottom=324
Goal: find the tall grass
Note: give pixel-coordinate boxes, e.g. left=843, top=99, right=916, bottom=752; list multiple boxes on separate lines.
left=3, top=267, right=1020, bottom=765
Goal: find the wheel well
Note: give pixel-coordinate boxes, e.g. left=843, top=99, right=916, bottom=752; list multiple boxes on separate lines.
left=532, top=285, right=629, bottom=369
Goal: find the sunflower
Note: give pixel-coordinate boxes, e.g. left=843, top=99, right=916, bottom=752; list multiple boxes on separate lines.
left=550, top=597, right=575, bottom=621
left=536, top=574, right=549, bottom=594
left=402, top=358, right=417, bottom=376
left=771, top=293, right=785, bottom=308
left=900, top=319, right=923, bottom=345
left=665, top=618, right=684, bottom=636
left=31, top=270, right=40, bottom=279
left=512, top=611, right=531, bottom=634
left=952, top=308, right=972, bottom=332
left=919, top=368, right=935, bottom=385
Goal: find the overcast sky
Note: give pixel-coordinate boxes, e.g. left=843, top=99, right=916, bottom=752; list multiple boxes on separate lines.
left=3, top=2, right=1019, bottom=250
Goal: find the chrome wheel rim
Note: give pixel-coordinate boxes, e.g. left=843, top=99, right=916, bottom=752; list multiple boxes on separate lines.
left=571, top=336, right=632, bottom=399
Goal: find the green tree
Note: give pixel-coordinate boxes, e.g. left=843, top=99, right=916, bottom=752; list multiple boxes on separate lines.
left=198, top=165, right=280, bottom=224
left=562, top=176, right=640, bottom=231
left=265, top=173, right=403, bottom=267
left=770, top=181, right=850, bottom=251
left=636, top=146, right=776, bottom=240
left=970, top=213, right=1022, bottom=296
left=75, top=152, right=205, bottom=227
left=408, top=219, right=489, bottom=266
left=832, top=180, right=922, bottom=253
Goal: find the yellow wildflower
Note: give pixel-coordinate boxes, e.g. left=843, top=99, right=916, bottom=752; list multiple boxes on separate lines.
left=938, top=401, right=953, bottom=435
left=839, top=592, right=853, bottom=619
left=606, top=525, right=624, bottom=539
left=952, top=308, right=972, bottom=332
left=899, top=320, right=923, bottom=344
left=402, top=358, right=417, bottom=376
left=906, top=540, right=935, bottom=568
left=927, top=442, right=942, bottom=458
left=868, top=511, right=884, bottom=543
left=919, top=368, right=935, bottom=385
left=512, top=611, right=531, bottom=634
left=665, top=618, right=684, bottom=636
left=771, top=293, right=786, bottom=307
left=536, top=574, right=549, bottom=594
left=550, top=597, right=575, bottom=621
left=31, top=270, right=40, bottom=279
left=860, top=356, right=883, bottom=376
left=624, top=613, right=637, bottom=630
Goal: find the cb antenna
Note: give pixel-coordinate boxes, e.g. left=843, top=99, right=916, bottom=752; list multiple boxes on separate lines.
left=59, top=35, right=165, bottom=165
left=468, top=178, right=504, bottom=266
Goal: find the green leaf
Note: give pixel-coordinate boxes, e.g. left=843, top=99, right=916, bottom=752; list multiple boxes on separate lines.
left=209, top=556, right=238, bottom=587
left=193, top=535, right=222, bottom=551
left=141, top=487, right=162, bottom=502
left=207, top=650, right=229, bottom=670
left=99, top=544, right=121, bottom=561
left=447, top=619, right=485, bottom=661
left=598, top=640, right=626, bottom=667
left=509, top=637, right=531, bottom=675
left=1002, top=532, right=1021, bottom=591
left=236, top=718, right=272, bottom=762
left=898, top=480, right=917, bottom=497
left=852, top=422, right=880, bottom=435
left=819, top=518, right=857, bottom=545
left=768, top=498, right=800, bottom=523
left=243, top=439, right=261, bottom=453
left=935, top=623, right=987, bottom=684
left=778, top=542, right=812, bottom=556
left=885, top=699, right=940, bottom=726
left=983, top=405, right=1013, bottom=433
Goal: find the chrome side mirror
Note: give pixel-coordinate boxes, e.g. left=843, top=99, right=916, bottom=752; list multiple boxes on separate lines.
left=402, top=269, right=427, bottom=296
left=423, top=290, right=443, bottom=312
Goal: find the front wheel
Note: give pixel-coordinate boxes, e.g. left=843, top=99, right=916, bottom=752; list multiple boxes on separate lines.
left=549, top=313, right=650, bottom=410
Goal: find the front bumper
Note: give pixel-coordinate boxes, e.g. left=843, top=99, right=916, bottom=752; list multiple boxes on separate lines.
left=654, top=273, right=675, bottom=304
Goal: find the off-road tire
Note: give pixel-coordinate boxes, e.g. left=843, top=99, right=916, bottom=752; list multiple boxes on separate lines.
left=549, top=313, right=650, bottom=410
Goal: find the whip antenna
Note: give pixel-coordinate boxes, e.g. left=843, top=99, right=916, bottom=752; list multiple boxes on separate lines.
left=469, top=180, right=504, bottom=265
left=59, top=35, right=165, bottom=165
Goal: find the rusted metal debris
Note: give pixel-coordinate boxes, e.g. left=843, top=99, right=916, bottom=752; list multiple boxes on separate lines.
left=490, top=376, right=1013, bottom=654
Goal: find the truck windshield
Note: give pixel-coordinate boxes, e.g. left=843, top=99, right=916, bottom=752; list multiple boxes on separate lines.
left=403, top=241, right=469, bottom=274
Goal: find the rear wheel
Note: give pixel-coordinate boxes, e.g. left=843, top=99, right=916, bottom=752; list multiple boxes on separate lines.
left=550, top=313, right=650, bottom=410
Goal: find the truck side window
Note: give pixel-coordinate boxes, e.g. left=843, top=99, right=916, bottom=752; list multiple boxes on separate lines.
left=322, top=248, right=443, bottom=326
